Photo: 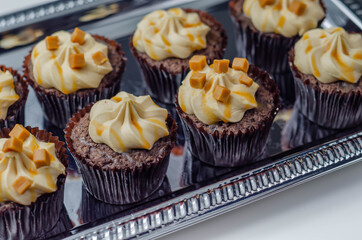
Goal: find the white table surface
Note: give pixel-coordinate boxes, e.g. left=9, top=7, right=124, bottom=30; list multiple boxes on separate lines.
left=1, top=2, right=361, bottom=240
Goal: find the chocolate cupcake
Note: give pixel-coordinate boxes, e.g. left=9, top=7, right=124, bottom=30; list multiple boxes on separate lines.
left=0, top=66, right=28, bottom=129
left=229, top=0, right=325, bottom=103
left=65, top=92, right=177, bottom=204
left=176, top=56, right=280, bottom=167
left=0, top=125, right=68, bottom=240
left=289, top=27, right=362, bottom=129
left=23, top=28, right=126, bottom=128
left=130, top=8, right=227, bottom=103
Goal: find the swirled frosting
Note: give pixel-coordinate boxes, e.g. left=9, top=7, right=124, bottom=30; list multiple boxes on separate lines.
left=243, top=0, right=325, bottom=37
left=31, top=30, right=113, bottom=94
left=294, top=27, right=362, bottom=84
left=89, top=92, right=169, bottom=153
left=133, top=8, right=210, bottom=60
left=0, top=128, right=65, bottom=206
left=178, top=60, right=259, bottom=125
left=0, top=70, right=19, bottom=120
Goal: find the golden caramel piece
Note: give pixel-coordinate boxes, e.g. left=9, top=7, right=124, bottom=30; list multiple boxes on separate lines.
left=13, top=176, right=33, bottom=195
left=111, top=96, right=123, bottom=102
left=45, top=36, right=59, bottom=50
left=9, top=124, right=30, bottom=142
left=213, top=59, right=230, bottom=74
left=190, top=72, right=206, bottom=89
left=232, top=58, right=249, bottom=73
left=189, top=55, right=207, bottom=71
left=33, top=149, right=51, bottom=169
left=239, top=74, right=253, bottom=87
left=213, top=85, right=231, bottom=103
left=289, top=0, right=306, bottom=16
left=71, top=27, right=86, bottom=45
left=259, top=0, right=275, bottom=8
left=3, top=137, right=23, bottom=153
left=69, top=53, right=86, bottom=69
left=92, top=51, right=108, bottom=65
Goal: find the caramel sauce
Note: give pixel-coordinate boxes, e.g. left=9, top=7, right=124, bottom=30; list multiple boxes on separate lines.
left=183, top=22, right=201, bottom=28
left=161, top=35, right=171, bottom=46
left=186, top=33, right=194, bottom=42
left=110, top=128, right=126, bottom=152
left=92, top=120, right=106, bottom=136
left=54, top=60, right=68, bottom=94
left=36, top=62, right=42, bottom=84
left=179, top=93, right=186, bottom=112
left=332, top=48, right=354, bottom=83
left=302, top=34, right=309, bottom=41
left=311, top=55, right=320, bottom=78
left=132, top=120, right=150, bottom=149
left=196, top=35, right=205, bottom=45
left=353, top=52, right=362, bottom=60
left=223, top=101, right=231, bottom=119
left=305, top=44, right=312, bottom=54
left=232, top=91, right=257, bottom=105
left=45, top=169, right=56, bottom=191
left=33, top=47, right=39, bottom=58
left=277, top=15, right=286, bottom=28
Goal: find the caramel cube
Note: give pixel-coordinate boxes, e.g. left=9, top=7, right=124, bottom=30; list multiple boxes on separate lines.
left=71, top=27, right=86, bottom=45
left=92, top=51, right=108, bottom=65
left=232, top=58, right=249, bottom=73
left=213, top=85, right=231, bottom=103
left=9, top=124, right=30, bottom=142
left=289, top=0, right=306, bottom=16
left=259, top=0, right=275, bottom=8
left=189, top=55, right=207, bottom=71
left=239, top=74, right=253, bottom=87
left=69, top=53, right=86, bottom=69
left=213, top=59, right=230, bottom=74
left=45, top=36, right=59, bottom=50
left=33, top=149, right=51, bottom=169
left=3, top=137, right=23, bottom=153
left=13, top=176, right=33, bottom=194
left=190, top=72, right=206, bottom=89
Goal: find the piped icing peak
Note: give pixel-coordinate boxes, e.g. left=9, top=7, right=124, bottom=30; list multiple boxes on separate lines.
left=133, top=8, right=210, bottom=60
left=178, top=56, right=259, bottom=125
left=0, top=70, right=19, bottom=120
left=294, top=27, right=362, bottom=84
left=89, top=92, right=169, bottom=153
left=0, top=125, right=65, bottom=206
left=31, top=29, right=113, bottom=94
left=243, top=0, right=325, bottom=37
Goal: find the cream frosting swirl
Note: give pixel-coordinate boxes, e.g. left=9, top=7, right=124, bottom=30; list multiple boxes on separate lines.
left=89, top=92, right=169, bottom=153
left=0, top=130, right=65, bottom=205
left=294, top=27, right=362, bottom=84
left=178, top=62, right=259, bottom=125
left=133, top=8, right=210, bottom=60
left=243, top=0, right=325, bottom=37
left=31, top=30, right=113, bottom=94
left=0, top=70, right=19, bottom=120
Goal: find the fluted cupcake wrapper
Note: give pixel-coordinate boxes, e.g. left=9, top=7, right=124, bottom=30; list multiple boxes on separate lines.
left=65, top=105, right=177, bottom=205
left=0, top=127, right=68, bottom=240
left=0, top=66, right=28, bottom=129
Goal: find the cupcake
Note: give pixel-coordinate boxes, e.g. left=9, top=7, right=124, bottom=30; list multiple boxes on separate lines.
left=0, top=66, right=28, bottom=128
left=229, top=0, right=326, bottom=102
left=0, top=124, right=68, bottom=240
left=130, top=8, right=227, bottom=103
left=65, top=91, right=177, bottom=204
left=289, top=27, right=362, bottom=129
left=176, top=56, right=280, bottom=167
left=23, top=27, right=126, bottom=128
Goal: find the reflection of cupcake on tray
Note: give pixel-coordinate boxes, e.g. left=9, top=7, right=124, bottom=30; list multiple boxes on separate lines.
left=23, top=27, right=126, bottom=128
left=0, top=125, right=68, bottom=240
left=281, top=109, right=339, bottom=150
left=0, top=65, right=28, bottom=128
left=130, top=8, right=227, bottom=103
left=289, top=27, right=362, bottom=129
left=65, top=91, right=177, bottom=205
left=229, top=0, right=326, bottom=103
left=176, top=56, right=280, bottom=167
left=39, top=206, right=73, bottom=239
left=79, top=178, right=171, bottom=224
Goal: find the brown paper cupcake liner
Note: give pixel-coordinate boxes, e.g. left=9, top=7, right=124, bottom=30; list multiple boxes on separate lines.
left=0, top=66, right=29, bottom=129
left=129, top=8, right=227, bottom=104
left=176, top=64, right=280, bottom=167
left=64, top=104, right=177, bottom=205
left=289, top=49, right=362, bottom=129
left=0, top=126, right=68, bottom=240
left=23, top=35, right=126, bottom=128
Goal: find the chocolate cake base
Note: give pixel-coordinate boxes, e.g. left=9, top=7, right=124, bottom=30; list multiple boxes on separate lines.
left=0, top=127, right=68, bottom=240
left=23, top=35, right=126, bottom=128
left=65, top=104, right=177, bottom=204
left=130, top=8, right=227, bottom=104
left=289, top=48, right=362, bottom=129
left=177, top=64, right=280, bottom=167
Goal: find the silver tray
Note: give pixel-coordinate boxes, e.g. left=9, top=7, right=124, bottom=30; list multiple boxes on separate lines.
left=0, top=0, right=361, bottom=239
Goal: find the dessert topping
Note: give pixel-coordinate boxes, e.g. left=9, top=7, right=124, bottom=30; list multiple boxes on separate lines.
left=0, top=70, right=20, bottom=120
